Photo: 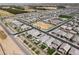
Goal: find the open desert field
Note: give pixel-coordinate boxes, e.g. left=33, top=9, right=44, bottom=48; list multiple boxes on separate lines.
left=0, top=10, right=14, bottom=16
left=0, top=25, right=24, bottom=54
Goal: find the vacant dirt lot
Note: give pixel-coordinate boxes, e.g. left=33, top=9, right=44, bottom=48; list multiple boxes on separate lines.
left=33, top=21, right=55, bottom=30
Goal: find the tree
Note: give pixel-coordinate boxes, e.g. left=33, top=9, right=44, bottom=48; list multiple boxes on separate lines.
left=32, top=47, right=36, bottom=51
left=35, top=50, right=40, bottom=54
left=28, top=44, right=32, bottom=48
left=27, top=34, right=32, bottom=39
left=23, top=40, right=28, bottom=44
left=5, top=23, right=8, bottom=26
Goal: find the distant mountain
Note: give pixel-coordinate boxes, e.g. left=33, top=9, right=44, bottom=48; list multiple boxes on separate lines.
left=0, top=3, right=79, bottom=7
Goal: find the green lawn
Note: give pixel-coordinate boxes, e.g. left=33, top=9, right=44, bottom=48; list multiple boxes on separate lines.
left=59, top=15, right=72, bottom=19
left=47, top=47, right=55, bottom=55
left=41, top=43, right=47, bottom=49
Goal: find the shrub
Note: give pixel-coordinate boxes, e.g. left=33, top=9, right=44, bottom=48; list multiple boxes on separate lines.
left=28, top=44, right=32, bottom=48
